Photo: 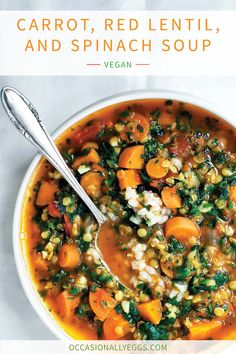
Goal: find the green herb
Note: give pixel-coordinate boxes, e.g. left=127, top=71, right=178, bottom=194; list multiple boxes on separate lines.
left=213, top=270, right=229, bottom=287
left=77, top=202, right=89, bottom=217
left=105, top=172, right=117, bottom=188
left=190, top=270, right=229, bottom=294
left=211, top=138, right=219, bottom=146
left=140, top=170, right=152, bottom=183
left=79, top=263, right=89, bottom=273
left=101, top=300, right=108, bottom=308
left=96, top=128, right=106, bottom=139
left=217, top=181, right=230, bottom=200
left=137, top=123, right=144, bottom=133
left=38, top=290, right=47, bottom=298
left=180, top=300, right=192, bottom=316
left=99, top=142, right=118, bottom=169
left=95, top=320, right=103, bottom=339
left=168, top=237, right=185, bottom=254
left=168, top=296, right=179, bottom=306
left=208, top=304, right=214, bottom=318
left=137, top=282, right=152, bottom=295
left=75, top=303, right=93, bottom=320
left=208, top=218, right=217, bottom=228
left=77, top=227, right=90, bottom=252
left=51, top=269, right=67, bottom=284
left=33, top=181, right=40, bottom=193
left=35, top=244, right=44, bottom=252
left=98, top=274, right=113, bottom=284
left=213, top=152, right=230, bottom=165
left=69, top=287, right=80, bottom=295
left=79, top=148, right=90, bottom=156
left=32, top=215, right=49, bottom=232
left=175, top=261, right=194, bottom=281
left=139, top=322, right=169, bottom=340
left=62, top=150, right=75, bottom=163
left=150, top=122, right=164, bottom=137
left=150, top=109, right=161, bottom=119
left=118, top=110, right=130, bottom=118
left=176, top=111, right=192, bottom=132
left=115, top=300, right=140, bottom=325
left=143, top=139, right=163, bottom=161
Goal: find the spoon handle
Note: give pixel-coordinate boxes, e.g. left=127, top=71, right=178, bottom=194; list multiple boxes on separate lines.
left=1, top=86, right=106, bottom=225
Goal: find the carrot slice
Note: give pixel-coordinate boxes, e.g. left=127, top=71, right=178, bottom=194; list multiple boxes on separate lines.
left=160, top=261, right=174, bottom=278
left=165, top=217, right=200, bottom=245
left=56, top=290, right=80, bottom=320
left=229, top=185, right=236, bottom=203
left=146, top=157, right=169, bottom=179
left=33, top=253, right=49, bottom=272
left=161, top=186, right=182, bottom=209
left=80, top=171, right=104, bottom=197
left=58, top=244, right=81, bottom=269
left=82, top=141, right=99, bottom=150
left=103, top=309, right=131, bottom=339
left=217, top=327, right=236, bottom=340
left=36, top=181, right=58, bottom=206
left=48, top=201, right=61, bottom=218
left=118, top=145, right=144, bottom=169
left=72, top=149, right=100, bottom=169
left=89, top=288, right=117, bottom=321
left=137, top=299, right=162, bottom=325
left=188, top=320, right=223, bottom=340
left=120, top=114, right=149, bottom=143
left=117, top=169, right=142, bottom=190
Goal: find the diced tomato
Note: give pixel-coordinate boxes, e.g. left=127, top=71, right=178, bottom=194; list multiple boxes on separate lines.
left=72, top=122, right=105, bottom=147
left=150, top=178, right=166, bottom=190
left=64, top=214, right=73, bottom=236
left=169, top=136, right=191, bottom=158
left=48, top=201, right=62, bottom=218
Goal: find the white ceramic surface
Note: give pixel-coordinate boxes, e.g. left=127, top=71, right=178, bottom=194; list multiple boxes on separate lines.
left=13, top=89, right=236, bottom=340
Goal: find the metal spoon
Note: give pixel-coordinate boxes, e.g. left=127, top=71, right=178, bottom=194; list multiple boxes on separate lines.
left=1, top=86, right=129, bottom=289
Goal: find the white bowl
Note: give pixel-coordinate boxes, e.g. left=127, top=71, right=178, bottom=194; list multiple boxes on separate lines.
left=13, top=89, right=235, bottom=340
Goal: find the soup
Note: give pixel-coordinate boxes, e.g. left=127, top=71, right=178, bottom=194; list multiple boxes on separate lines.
left=21, top=99, right=236, bottom=340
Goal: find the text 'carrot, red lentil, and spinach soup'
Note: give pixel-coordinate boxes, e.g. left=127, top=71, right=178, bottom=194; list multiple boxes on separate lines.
left=21, top=99, right=236, bottom=340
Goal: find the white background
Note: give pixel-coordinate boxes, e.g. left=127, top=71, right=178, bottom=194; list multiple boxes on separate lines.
left=1, top=11, right=235, bottom=76
left=1, top=0, right=236, bottom=341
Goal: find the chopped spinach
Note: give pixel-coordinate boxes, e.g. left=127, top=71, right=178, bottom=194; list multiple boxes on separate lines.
left=189, top=270, right=229, bottom=294
left=99, top=142, right=118, bottom=169
left=137, top=282, right=152, bottom=296
left=140, top=170, right=152, bottom=183
left=150, top=109, right=161, bottom=119
left=118, top=110, right=130, bottom=118
left=139, top=322, right=169, bottom=340
left=168, top=237, right=185, bottom=254
left=150, top=122, right=164, bottom=137
left=115, top=300, right=140, bottom=325
left=143, top=139, right=163, bottom=161
left=176, top=111, right=192, bottom=132
left=180, top=300, right=192, bottom=316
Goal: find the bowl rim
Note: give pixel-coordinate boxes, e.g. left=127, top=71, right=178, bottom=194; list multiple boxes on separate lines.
left=13, top=88, right=235, bottom=340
